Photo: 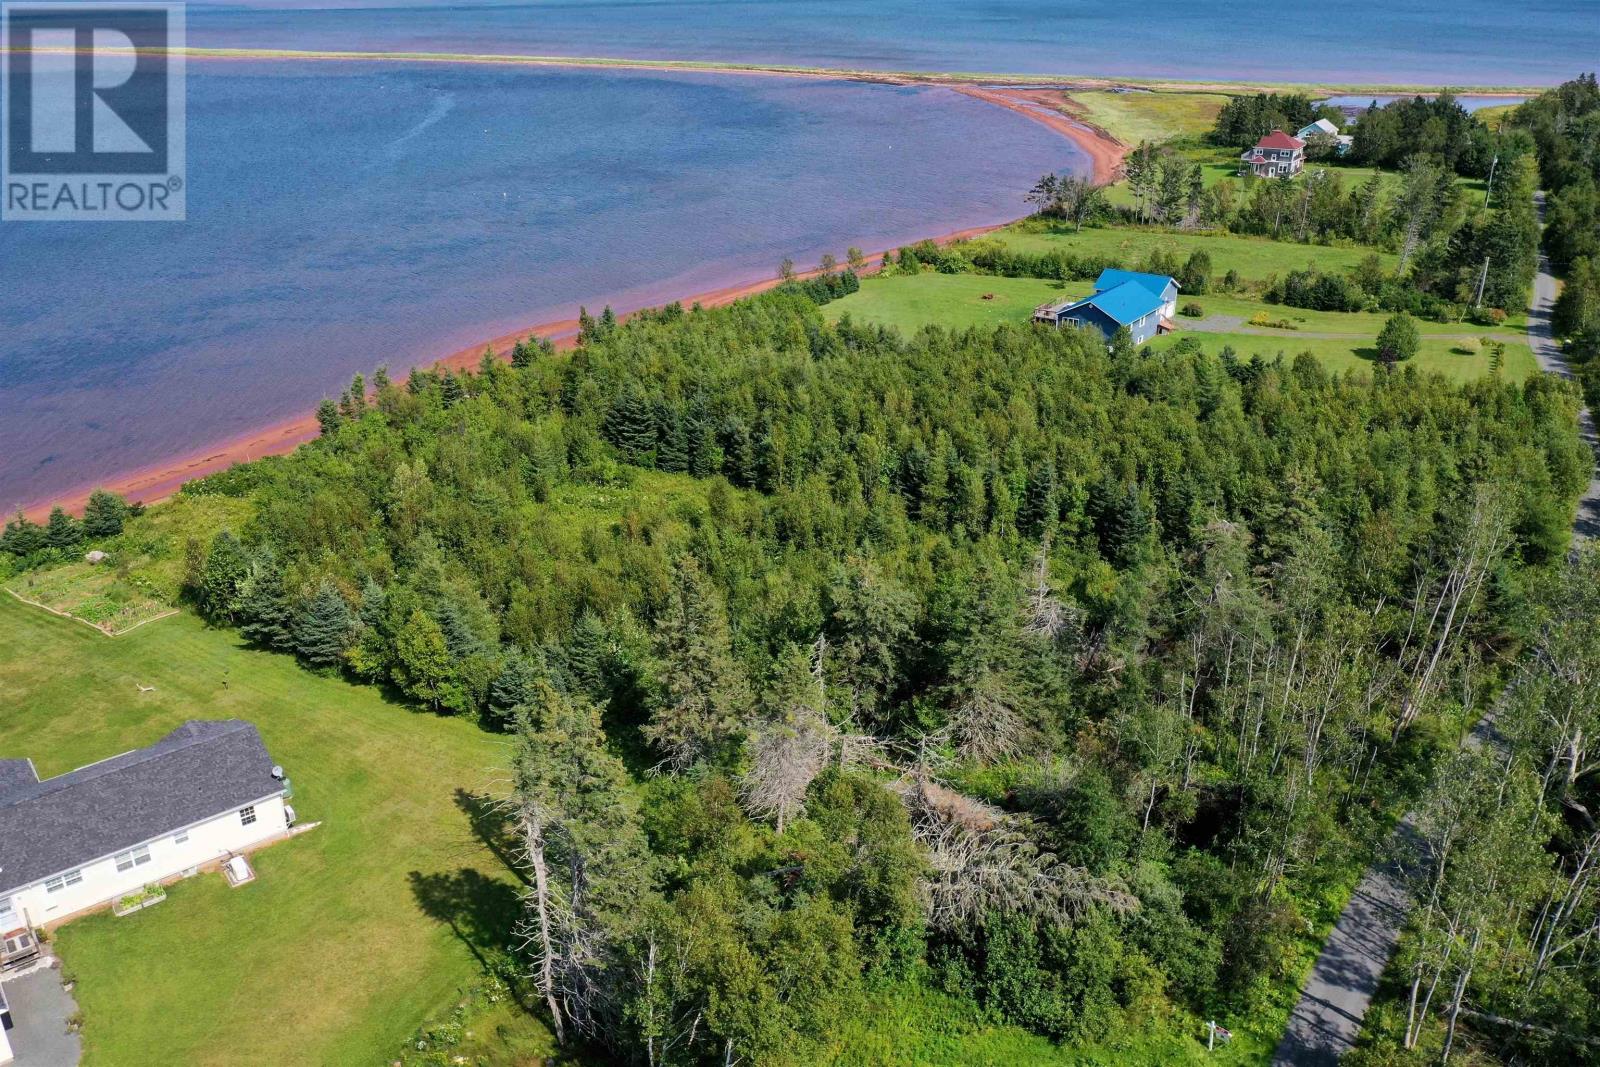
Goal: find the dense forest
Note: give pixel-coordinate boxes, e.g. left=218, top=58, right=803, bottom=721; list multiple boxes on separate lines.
left=11, top=284, right=1581, bottom=1062
left=2, top=77, right=1596, bottom=1066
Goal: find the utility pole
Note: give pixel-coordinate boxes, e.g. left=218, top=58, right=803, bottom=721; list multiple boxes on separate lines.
left=1484, top=152, right=1498, bottom=207
left=1474, top=254, right=1491, bottom=308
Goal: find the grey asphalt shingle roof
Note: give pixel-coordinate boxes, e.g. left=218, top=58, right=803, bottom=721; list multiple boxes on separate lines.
left=0, top=758, right=38, bottom=800
left=0, top=721, right=283, bottom=896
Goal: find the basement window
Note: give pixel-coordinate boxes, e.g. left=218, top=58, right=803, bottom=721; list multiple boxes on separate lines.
left=239, top=805, right=257, bottom=826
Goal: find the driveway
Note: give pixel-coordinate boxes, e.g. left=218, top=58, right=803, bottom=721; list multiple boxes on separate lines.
left=1, top=964, right=82, bottom=1067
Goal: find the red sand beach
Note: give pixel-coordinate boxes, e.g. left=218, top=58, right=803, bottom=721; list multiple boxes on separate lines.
left=18, top=95, right=1124, bottom=522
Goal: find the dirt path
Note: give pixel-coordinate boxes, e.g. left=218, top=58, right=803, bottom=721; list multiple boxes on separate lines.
left=1271, top=191, right=1600, bottom=1066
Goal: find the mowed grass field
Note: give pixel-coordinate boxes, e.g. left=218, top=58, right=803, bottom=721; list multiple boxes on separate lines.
left=1147, top=330, right=1536, bottom=384
left=824, top=274, right=1089, bottom=333
left=0, top=594, right=556, bottom=1066
left=991, top=223, right=1397, bottom=278
left=825, top=273, right=1534, bottom=384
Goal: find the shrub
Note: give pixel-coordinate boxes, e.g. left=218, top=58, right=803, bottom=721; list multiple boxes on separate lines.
left=1248, top=312, right=1297, bottom=330
left=1180, top=302, right=1205, bottom=318
left=1271, top=267, right=1364, bottom=312
left=1469, top=305, right=1508, bottom=327
left=1376, top=311, right=1421, bottom=363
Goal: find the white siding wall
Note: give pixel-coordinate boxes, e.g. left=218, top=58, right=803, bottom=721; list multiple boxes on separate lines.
left=7, top=794, right=287, bottom=928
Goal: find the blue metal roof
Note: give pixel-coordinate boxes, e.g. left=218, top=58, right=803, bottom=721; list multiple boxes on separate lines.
left=1064, top=280, right=1164, bottom=326
left=1094, top=269, right=1176, bottom=298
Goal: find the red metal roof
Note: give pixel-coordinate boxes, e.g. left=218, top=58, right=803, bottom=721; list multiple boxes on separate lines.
left=1255, top=129, right=1305, bottom=150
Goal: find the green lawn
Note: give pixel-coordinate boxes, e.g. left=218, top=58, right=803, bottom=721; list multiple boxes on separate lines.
left=1180, top=293, right=1529, bottom=336
left=992, top=223, right=1396, bottom=280
left=824, top=274, right=1090, bottom=333
left=1151, top=329, right=1537, bottom=383
left=821, top=274, right=1533, bottom=385
left=0, top=595, right=557, bottom=1066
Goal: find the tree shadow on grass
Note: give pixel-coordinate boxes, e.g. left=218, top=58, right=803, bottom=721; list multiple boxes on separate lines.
left=454, top=788, right=531, bottom=887
left=408, top=867, right=521, bottom=971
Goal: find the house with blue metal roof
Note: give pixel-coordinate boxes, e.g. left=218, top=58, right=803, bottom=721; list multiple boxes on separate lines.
left=1033, top=269, right=1179, bottom=345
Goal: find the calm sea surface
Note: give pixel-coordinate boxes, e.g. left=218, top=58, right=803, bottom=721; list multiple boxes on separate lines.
left=189, top=0, right=1597, bottom=85
left=0, top=63, right=1078, bottom=509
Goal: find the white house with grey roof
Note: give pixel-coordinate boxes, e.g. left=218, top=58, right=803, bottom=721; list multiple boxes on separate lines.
left=0, top=721, right=293, bottom=938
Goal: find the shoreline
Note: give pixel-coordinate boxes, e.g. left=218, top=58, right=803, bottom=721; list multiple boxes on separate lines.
left=9, top=40, right=1521, bottom=520
left=18, top=225, right=1033, bottom=521
left=10, top=54, right=1126, bottom=522
left=0, top=45, right=1552, bottom=96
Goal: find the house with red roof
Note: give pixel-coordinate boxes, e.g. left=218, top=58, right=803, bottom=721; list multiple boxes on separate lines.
left=1240, top=129, right=1306, bottom=178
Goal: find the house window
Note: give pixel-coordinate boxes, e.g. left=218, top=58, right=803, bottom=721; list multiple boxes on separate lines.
left=114, top=845, right=152, bottom=873
left=44, top=869, right=83, bottom=894
left=173, top=829, right=189, bottom=845
left=240, top=805, right=257, bottom=826
left=0, top=896, right=13, bottom=925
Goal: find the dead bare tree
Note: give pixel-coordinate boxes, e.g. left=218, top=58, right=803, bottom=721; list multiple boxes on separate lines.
left=1393, top=484, right=1514, bottom=740
left=897, top=774, right=1136, bottom=929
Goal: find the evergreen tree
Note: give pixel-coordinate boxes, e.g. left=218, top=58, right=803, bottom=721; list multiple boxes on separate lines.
left=236, top=544, right=293, bottom=650
left=1020, top=460, right=1059, bottom=539
left=1377, top=311, right=1421, bottom=364
left=81, top=490, right=130, bottom=538
left=0, top=512, right=46, bottom=557
left=603, top=383, right=658, bottom=465
left=346, top=578, right=389, bottom=680
left=643, top=558, right=750, bottom=770
left=294, top=578, right=356, bottom=667
left=316, top=398, right=341, bottom=436
left=196, top=531, right=249, bottom=620
left=490, top=648, right=544, bottom=727
left=44, top=506, right=81, bottom=550
left=742, top=643, right=835, bottom=833
left=938, top=562, right=1031, bottom=764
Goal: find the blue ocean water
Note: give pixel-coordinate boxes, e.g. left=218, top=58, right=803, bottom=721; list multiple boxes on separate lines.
left=188, top=0, right=1598, bottom=85
left=0, top=62, right=1079, bottom=509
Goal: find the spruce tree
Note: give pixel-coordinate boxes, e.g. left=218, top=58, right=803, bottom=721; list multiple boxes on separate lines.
left=490, top=648, right=544, bottom=726
left=346, top=578, right=389, bottom=680
left=237, top=545, right=293, bottom=651
left=316, top=398, right=341, bottom=436
left=937, top=561, right=1031, bottom=764
left=81, top=490, right=130, bottom=538
left=742, top=643, right=834, bottom=833
left=45, top=506, right=81, bottom=550
left=643, top=558, right=750, bottom=771
left=0, top=513, right=46, bottom=557
left=603, top=384, right=657, bottom=465
left=294, top=578, right=356, bottom=667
